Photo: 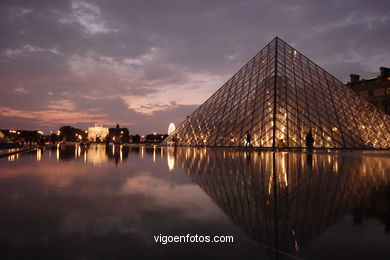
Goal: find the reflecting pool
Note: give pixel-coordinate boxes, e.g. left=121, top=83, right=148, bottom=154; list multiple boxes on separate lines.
left=0, top=144, right=389, bottom=259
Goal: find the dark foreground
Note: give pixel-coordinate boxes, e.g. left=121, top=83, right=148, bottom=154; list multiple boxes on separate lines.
left=0, top=145, right=389, bottom=260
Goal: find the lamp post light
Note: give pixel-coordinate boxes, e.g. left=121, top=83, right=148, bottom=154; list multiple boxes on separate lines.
left=9, top=130, right=16, bottom=142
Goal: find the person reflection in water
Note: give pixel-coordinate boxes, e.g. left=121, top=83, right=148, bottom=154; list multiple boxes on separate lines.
left=245, top=151, right=251, bottom=163
left=306, top=153, right=313, bottom=169
left=246, top=132, right=251, bottom=147
left=305, top=131, right=314, bottom=150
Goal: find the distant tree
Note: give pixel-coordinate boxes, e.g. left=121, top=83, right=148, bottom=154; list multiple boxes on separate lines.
left=20, top=130, right=40, bottom=144
left=108, top=124, right=130, bottom=143
left=145, top=133, right=168, bottom=143
left=0, top=129, right=49, bottom=145
left=59, top=126, right=83, bottom=142
left=121, top=128, right=130, bottom=143
left=132, top=134, right=141, bottom=143
left=49, top=133, right=59, bottom=144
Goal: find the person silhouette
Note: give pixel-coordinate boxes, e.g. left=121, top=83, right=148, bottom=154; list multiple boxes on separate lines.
left=246, top=132, right=251, bottom=147
left=305, top=131, right=314, bottom=150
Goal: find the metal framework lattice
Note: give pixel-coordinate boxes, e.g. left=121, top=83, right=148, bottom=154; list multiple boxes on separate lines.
left=164, top=37, right=390, bottom=148
left=174, top=148, right=390, bottom=253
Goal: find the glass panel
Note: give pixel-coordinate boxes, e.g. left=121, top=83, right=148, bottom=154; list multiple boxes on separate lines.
left=163, top=37, right=390, bottom=149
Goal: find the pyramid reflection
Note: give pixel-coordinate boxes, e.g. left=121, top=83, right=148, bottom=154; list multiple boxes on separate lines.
left=174, top=148, right=390, bottom=255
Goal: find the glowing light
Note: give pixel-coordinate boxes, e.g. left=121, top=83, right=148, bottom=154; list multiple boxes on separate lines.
left=294, top=240, right=299, bottom=251
left=268, top=173, right=272, bottom=195
left=167, top=147, right=175, bottom=172
left=38, top=131, right=44, bottom=135
left=8, top=154, right=18, bottom=162
left=168, top=123, right=176, bottom=135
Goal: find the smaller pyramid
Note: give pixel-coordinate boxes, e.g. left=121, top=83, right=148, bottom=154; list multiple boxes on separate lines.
left=164, top=37, right=390, bottom=149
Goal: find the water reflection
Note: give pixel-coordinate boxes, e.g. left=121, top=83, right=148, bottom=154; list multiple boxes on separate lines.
left=46, top=144, right=131, bottom=165
left=43, top=144, right=172, bottom=168
left=172, top=148, right=390, bottom=257
left=167, top=147, right=176, bottom=172
left=1, top=145, right=390, bottom=259
left=7, top=153, right=19, bottom=162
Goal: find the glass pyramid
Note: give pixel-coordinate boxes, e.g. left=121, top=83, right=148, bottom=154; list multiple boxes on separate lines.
left=164, top=37, right=390, bottom=148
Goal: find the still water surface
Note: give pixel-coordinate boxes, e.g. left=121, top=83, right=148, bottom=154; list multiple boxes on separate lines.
left=0, top=144, right=389, bottom=259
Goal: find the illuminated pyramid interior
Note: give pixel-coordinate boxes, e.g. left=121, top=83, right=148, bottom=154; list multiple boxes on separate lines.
left=164, top=37, right=390, bottom=148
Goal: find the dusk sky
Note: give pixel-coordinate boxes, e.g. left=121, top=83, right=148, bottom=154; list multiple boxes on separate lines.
left=1, top=0, right=389, bottom=135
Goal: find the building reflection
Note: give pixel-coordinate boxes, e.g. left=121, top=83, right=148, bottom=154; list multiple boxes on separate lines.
left=51, top=144, right=171, bottom=165
left=51, top=144, right=130, bottom=165
left=105, top=144, right=129, bottom=165
left=172, top=148, right=390, bottom=257
left=7, top=153, right=19, bottom=162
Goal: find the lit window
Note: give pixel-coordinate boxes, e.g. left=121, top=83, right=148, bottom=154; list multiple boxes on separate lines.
left=386, top=87, right=390, bottom=95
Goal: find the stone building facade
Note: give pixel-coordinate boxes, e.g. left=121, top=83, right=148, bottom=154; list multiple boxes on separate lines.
left=346, top=67, right=390, bottom=115
left=87, top=124, right=109, bottom=142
